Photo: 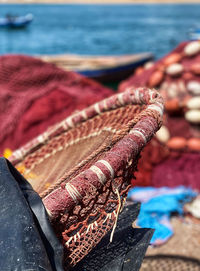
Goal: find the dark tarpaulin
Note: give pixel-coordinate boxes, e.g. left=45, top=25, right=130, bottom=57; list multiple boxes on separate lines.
left=0, top=157, right=64, bottom=271
left=72, top=203, right=154, bottom=271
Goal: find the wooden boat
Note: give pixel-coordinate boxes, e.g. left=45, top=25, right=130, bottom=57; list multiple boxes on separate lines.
left=0, top=14, right=33, bottom=28
left=40, top=52, right=153, bottom=83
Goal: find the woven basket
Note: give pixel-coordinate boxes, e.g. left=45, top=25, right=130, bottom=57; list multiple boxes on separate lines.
left=10, top=87, right=163, bottom=268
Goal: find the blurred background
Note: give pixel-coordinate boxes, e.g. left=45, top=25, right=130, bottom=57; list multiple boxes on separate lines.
left=0, top=3, right=199, bottom=57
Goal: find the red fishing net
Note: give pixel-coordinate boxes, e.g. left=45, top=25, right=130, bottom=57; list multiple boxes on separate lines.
left=10, top=87, right=163, bottom=269
left=0, top=55, right=113, bottom=155
left=119, top=41, right=199, bottom=96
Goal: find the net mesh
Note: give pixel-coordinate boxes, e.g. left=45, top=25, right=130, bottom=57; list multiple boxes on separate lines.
left=0, top=55, right=112, bottom=154
left=11, top=87, right=163, bottom=268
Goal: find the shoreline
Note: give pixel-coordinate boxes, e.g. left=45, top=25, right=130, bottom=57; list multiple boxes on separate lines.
left=1, top=0, right=200, bottom=4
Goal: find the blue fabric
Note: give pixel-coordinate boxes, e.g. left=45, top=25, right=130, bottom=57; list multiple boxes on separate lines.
left=127, top=186, right=197, bottom=245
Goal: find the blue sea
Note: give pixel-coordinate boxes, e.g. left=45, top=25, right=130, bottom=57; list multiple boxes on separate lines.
left=0, top=4, right=200, bottom=59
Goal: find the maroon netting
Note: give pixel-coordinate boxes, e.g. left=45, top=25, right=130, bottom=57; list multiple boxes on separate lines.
left=0, top=55, right=113, bottom=154
left=118, top=41, right=200, bottom=189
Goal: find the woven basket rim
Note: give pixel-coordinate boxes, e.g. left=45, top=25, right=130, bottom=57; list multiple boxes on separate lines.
left=10, top=87, right=163, bottom=166
left=10, top=87, right=164, bottom=206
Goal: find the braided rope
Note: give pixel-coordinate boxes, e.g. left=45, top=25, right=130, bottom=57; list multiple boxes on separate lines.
left=10, top=87, right=163, bottom=165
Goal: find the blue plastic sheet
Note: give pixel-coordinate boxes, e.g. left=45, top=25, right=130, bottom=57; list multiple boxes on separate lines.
left=128, top=186, right=197, bottom=245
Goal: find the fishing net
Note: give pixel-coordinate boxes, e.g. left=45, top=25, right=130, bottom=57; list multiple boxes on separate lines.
left=10, top=87, right=163, bottom=268
left=0, top=55, right=112, bottom=154
left=118, top=41, right=200, bottom=189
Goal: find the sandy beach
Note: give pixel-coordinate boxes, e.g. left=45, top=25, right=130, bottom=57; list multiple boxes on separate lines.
left=2, top=0, right=200, bottom=4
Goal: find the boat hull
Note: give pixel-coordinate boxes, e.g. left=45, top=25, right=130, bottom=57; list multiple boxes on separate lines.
left=40, top=52, right=154, bottom=83
left=0, top=14, right=33, bottom=28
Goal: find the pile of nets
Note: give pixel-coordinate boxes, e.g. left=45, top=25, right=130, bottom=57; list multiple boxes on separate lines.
left=0, top=55, right=113, bottom=155
left=118, top=41, right=200, bottom=190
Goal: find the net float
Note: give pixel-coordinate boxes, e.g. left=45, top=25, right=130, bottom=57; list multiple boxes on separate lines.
left=186, top=96, right=200, bottom=110
left=185, top=109, right=200, bottom=123
left=184, top=41, right=200, bottom=57
left=167, top=137, right=187, bottom=150
left=148, top=70, right=164, bottom=87
left=135, top=66, right=145, bottom=75
left=166, top=63, right=183, bottom=77
left=156, top=125, right=170, bottom=143
left=144, top=61, right=154, bottom=69
left=163, top=53, right=182, bottom=66
left=187, top=81, right=200, bottom=95
left=165, top=98, right=180, bottom=112
left=187, top=138, right=200, bottom=151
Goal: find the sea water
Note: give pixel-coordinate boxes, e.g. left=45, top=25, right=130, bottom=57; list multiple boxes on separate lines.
left=0, top=4, right=199, bottom=58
